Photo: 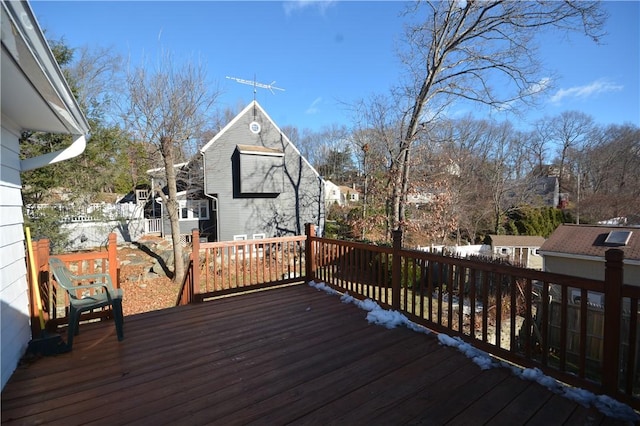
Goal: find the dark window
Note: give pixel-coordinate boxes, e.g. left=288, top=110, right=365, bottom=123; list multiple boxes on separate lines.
left=237, top=145, right=284, bottom=194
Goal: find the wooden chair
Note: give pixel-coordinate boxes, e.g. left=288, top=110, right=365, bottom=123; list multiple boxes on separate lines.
left=49, top=257, right=124, bottom=350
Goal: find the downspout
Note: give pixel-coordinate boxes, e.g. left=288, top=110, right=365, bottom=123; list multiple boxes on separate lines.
left=20, top=134, right=86, bottom=171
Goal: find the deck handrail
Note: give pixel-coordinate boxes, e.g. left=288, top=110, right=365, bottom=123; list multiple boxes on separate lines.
left=304, top=225, right=638, bottom=410
left=183, top=229, right=307, bottom=302
left=29, top=226, right=636, bottom=409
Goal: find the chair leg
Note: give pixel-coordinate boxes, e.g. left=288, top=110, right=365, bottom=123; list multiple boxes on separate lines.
left=66, top=309, right=79, bottom=350
left=113, top=299, right=124, bottom=341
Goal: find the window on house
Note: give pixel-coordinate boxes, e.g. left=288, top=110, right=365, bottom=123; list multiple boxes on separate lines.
left=178, top=200, right=209, bottom=220
left=237, top=145, right=284, bottom=194
left=136, top=189, right=149, bottom=201
left=252, top=234, right=265, bottom=255
left=604, top=230, right=633, bottom=246
left=233, top=234, right=247, bottom=254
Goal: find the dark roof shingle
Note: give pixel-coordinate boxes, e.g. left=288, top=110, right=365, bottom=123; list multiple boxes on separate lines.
left=539, top=224, right=640, bottom=261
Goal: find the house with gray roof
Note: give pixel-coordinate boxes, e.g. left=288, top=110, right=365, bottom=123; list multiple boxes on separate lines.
left=152, top=101, right=325, bottom=242
left=539, top=224, right=640, bottom=286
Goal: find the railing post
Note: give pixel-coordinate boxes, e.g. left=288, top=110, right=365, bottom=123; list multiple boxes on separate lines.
left=305, top=223, right=316, bottom=283
left=38, top=238, right=51, bottom=324
left=107, top=233, right=118, bottom=289
left=602, top=248, right=624, bottom=396
left=192, top=229, right=200, bottom=299
left=28, top=236, right=40, bottom=337
left=392, top=229, right=402, bottom=311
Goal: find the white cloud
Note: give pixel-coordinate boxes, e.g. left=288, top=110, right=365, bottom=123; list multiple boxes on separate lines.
left=525, top=77, right=552, bottom=96
left=283, top=0, right=336, bottom=16
left=550, top=79, right=623, bottom=104
left=305, top=97, right=322, bottom=114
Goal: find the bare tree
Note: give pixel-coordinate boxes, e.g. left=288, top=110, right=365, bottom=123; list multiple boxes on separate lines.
left=67, top=45, right=123, bottom=122
left=124, top=52, right=219, bottom=283
left=350, top=94, right=405, bottom=240
left=546, top=110, right=595, bottom=194
left=388, top=0, right=606, bottom=233
left=527, top=119, right=552, bottom=176
left=580, top=124, right=640, bottom=222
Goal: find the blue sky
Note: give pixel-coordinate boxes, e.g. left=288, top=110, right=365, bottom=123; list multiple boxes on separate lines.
left=32, top=1, right=639, bottom=132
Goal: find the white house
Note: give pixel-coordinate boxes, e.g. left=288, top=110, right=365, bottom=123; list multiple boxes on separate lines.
left=488, top=235, right=546, bottom=270
left=324, top=180, right=342, bottom=206
left=324, top=180, right=360, bottom=207
left=1, top=0, right=90, bottom=389
left=338, top=184, right=360, bottom=204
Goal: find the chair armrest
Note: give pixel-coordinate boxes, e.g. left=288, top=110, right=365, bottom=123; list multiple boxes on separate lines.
left=66, top=283, right=123, bottom=302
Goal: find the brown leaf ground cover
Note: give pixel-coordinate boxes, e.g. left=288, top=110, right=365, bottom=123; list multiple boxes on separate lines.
left=117, top=243, right=182, bottom=316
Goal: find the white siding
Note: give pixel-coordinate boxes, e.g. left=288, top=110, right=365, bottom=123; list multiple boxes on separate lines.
left=0, top=126, right=30, bottom=390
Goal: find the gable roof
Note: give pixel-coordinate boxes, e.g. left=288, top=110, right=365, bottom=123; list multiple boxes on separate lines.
left=338, top=185, right=360, bottom=195
left=489, top=235, right=545, bottom=248
left=199, top=100, right=322, bottom=181
left=539, top=224, right=640, bottom=261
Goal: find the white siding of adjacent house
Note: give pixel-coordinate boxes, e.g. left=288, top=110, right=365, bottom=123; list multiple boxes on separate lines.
left=324, top=181, right=342, bottom=206
left=0, top=125, right=31, bottom=390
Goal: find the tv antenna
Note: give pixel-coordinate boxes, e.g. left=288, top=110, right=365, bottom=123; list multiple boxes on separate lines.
left=226, top=75, right=285, bottom=99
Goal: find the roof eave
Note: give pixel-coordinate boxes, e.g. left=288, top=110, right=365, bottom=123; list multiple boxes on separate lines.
left=2, top=0, right=90, bottom=171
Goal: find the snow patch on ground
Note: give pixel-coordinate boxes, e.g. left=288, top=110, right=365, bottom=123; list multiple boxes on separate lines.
left=307, top=280, right=640, bottom=423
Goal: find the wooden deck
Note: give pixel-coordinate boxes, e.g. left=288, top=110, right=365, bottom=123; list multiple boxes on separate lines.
left=1, top=284, right=632, bottom=425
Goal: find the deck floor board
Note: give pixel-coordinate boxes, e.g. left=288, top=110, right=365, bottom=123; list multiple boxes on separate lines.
left=1, top=284, right=631, bottom=425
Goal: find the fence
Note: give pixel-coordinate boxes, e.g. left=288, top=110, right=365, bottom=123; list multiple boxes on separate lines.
left=26, top=203, right=142, bottom=223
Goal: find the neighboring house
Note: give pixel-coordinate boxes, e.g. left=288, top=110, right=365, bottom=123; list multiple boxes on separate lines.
left=539, top=224, right=640, bottom=287
left=152, top=101, right=325, bottom=242
left=145, top=160, right=217, bottom=241
left=487, top=235, right=546, bottom=270
left=324, top=180, right=360, bottom=207
left=528, top=176, right=560, bottom=208
left=1, top=0, right=90, bottom=389
left=407, top=191, right=436, bottom=206
left=324, top=180, right=342, bottom=206
left=338, top=184, right=360, bottom=204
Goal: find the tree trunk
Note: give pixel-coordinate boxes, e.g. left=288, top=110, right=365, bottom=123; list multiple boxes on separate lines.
left=161, top=136, right=185, bottom=284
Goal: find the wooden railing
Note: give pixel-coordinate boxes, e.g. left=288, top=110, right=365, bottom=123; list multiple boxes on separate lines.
left=176, top=230, right=306, bottom=304
left=28, top=233, right=120, bottom=336
left=46, top=223, right=629, bottom=409
left=305, top=226, right=639, bottom=410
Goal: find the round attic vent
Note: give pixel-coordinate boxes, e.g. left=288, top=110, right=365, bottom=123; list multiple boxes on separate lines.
left=249, top=121, right=261, bottom=134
